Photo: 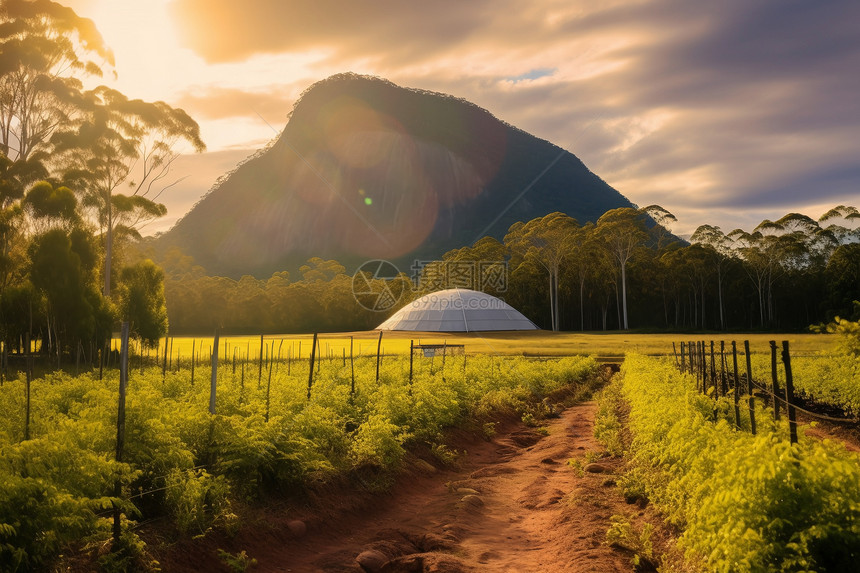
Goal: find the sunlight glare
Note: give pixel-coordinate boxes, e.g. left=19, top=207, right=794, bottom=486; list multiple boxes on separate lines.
left=79, top=0, right=189, bottom=99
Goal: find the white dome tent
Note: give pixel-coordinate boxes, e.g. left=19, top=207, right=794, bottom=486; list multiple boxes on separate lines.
left=377, top=288, right=538, bottom=332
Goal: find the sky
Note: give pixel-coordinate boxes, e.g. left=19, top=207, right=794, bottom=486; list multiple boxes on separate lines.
left=66, top=0, right=860, bottom=237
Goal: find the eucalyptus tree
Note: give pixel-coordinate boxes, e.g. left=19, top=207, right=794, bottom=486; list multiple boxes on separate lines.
left=505, top=212, right=578, bottom=331
left=824, top=243, right=860, bottom=320
left=690, top=224, right=735, bottom=330
left=0, top=0, right=113, bottom=164
left=52, top=85, right=205, bottom=296
left=729, top=214, right=827, bottom=327
left=729, top=228, right=779, bottom=327
left=1, top=0, right=113, bottom=296
left=565, top=222, right=605, bottom=331
left=819, top=205, right=860, bottom=245
left=2, top=1, right=204, bottom=299
left=641, top=204, right=678, bottom=250
left=596, top=207, right=648, bottom=330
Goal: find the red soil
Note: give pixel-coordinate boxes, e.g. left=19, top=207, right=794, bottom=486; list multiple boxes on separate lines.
left=158, top=401, right=640, bottom=572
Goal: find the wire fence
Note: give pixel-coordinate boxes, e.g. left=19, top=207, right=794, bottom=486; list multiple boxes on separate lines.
left=673, top=339, right=858, bottom=445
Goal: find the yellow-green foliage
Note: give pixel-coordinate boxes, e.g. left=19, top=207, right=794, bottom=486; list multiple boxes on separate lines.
left=749, top=352, right=860, bottom=416
left=593, top=379, right=624, bottom=457
left=0, top=353, right=598, bottom=568
left=620, top=354, right=860, bottom=572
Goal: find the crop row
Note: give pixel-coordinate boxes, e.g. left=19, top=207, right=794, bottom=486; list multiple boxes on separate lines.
left=603, top=354, right=860, bottom=572
left=0, top=353, right=599, bottom=571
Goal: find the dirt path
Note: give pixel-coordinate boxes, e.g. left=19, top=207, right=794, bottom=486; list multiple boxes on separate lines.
left=220, top=402, right=636, bottom=573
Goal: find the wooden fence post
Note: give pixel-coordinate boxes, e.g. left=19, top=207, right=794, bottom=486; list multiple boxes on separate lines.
left=769, top=340, right=780, bottom=421
left=307, top=332, right=318, bottom=401
left=191, top=340, right=196, bottom=386
left=258, top=334, right=264, bottom=388
left=209, top=330, right=219, bottom=415
left=24, top=334, right=31, bottom=441
left=162, top=337, right=168, bottom=381
left=691, top=340, right=696, bottom=378
left=709, top=341, right=717, bottom=397
left=375, top=330, right=383, bottom=383
left=350, top=336, right=355, bottom=396
left=409, top=340, right=414, bottom=387
left=113, top=322, right=130, bottom=546
left=99, top=340, right=107, bottom=380
left=781, top=341, right=798, bottom=444
left=680, top=341, right=686, bottom=373
left=744, top=340, right=757, bottom=435
left=731, top=341, right=741, bottom=428
left=265, top=355, right=273, bottom=422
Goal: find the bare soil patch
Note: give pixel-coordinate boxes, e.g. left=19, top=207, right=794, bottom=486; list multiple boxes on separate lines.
left=157, top=402, right=644, bottom=572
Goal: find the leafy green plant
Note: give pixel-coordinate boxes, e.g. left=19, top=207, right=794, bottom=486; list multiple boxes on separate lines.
left=566, top=458, right=585, bottom=477
left=217, top=549, right=257, bottom=572
left=165, top=469, right=231, bottom=535
left=429, top=442, right=461, bottom=467
left=605, top=514, right=654, bottom=569
left=593, top=380, right=624, bottom=457
left=618, top=354, right=860, bottom=572
left=350, top=414, right=406, bottom=469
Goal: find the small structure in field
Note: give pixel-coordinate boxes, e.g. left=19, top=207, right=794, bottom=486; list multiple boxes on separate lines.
left=376, top=288, right=538, bottom=332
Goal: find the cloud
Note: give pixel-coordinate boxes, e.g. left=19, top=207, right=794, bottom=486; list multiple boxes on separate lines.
left=176, top=86, right=295, bottom=121
left=505, top=68, right=557, bottom=83
left=168, top=0, right=495, bottom=65
left=163, top=0, right=860, bottom=235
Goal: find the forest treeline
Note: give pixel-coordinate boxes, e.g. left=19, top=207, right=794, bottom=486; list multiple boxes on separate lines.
left=148, top=204, right=859, bottom=335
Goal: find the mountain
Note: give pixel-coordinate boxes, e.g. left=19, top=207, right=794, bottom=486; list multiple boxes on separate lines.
left=159, top=73, right=636, bottom=277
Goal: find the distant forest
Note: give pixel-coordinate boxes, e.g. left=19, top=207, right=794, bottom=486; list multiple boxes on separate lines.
left=144, top=205, right=859, bottom=336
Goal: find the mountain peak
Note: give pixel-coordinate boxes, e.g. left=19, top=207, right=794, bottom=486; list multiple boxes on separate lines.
left=161, top=74, right=634, bottom=277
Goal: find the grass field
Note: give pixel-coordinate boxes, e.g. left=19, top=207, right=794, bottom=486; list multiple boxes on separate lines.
left=127, top=330, right=837, bottom=362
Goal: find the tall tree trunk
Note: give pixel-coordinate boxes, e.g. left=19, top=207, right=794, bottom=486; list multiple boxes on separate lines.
left=104, top=207, right=113, bottom=297
left=693, top=288, right=698, bottom=328
left=662, top=283, right=669, bottom=327
left=717, top=268, right=725, bottom=330
left=579, top=277, right=585, bottom=332
left=620, top=263, right=629, bottom=330
left=548, top=272, right=555, bottom=331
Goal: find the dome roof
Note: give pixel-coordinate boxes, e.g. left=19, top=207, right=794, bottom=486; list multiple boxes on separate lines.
left=377, top=288, right=538, bottom=332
